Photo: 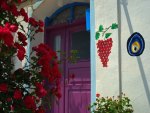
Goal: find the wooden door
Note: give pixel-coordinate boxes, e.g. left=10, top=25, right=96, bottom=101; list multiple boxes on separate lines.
left=45, top=20, right=90, bottom=113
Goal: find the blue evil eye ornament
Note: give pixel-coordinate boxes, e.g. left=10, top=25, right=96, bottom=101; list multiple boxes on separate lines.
left=127, top=32, right=145, bottom=56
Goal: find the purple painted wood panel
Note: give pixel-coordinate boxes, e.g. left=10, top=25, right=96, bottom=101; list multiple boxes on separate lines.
left=45, top=19, right=90, bottom=113
left=65, top=24, right=90, bottom=113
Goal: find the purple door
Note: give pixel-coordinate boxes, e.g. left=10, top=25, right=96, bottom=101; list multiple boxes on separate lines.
left=45, top=19, right=90, bottom=113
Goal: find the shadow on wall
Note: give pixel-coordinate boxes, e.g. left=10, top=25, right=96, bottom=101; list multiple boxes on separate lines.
left=121, top=0, right=150, bottom=106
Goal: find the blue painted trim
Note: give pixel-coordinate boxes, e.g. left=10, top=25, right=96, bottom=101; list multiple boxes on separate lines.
left=45, top=2, right=89, bottom=26
left=90, top=0, right=96, bottom=105
left=86, top=8, right=90, bottom=31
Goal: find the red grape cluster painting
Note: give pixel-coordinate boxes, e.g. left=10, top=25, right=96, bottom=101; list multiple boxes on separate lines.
left=95, top=23, right=118, bottom=67
left=97, top=38, right=113, bottom=67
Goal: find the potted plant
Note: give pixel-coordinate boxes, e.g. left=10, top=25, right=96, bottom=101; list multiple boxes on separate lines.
left=89, top=93, right=134, bottom=113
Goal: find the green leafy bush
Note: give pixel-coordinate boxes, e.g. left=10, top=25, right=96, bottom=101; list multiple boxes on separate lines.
left=89, top=93, right=134, bottom=113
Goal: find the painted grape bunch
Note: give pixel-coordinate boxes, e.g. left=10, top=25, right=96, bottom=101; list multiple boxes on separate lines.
left=96, top=23, right=118, bottom=67
left=97, top=38, right=113, bottom=67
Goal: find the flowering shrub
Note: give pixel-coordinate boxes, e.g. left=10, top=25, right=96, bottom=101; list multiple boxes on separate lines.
left=89, top=93, right=134, bottom=113
left=0, top=0, right=61, bottom=112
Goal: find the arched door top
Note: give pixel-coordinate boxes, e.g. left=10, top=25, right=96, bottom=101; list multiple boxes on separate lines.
left=45, top=2, right=89, bottom=27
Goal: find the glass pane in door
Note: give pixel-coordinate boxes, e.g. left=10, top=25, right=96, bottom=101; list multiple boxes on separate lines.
left=71, top=31, right=90, bottom=60
left=53, top=35, right=61, bottom=60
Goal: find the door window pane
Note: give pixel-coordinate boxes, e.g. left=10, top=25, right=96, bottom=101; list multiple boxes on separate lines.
left=71, top=31, right=90, bottom=60
left=54, top=35, right=61, bottom=60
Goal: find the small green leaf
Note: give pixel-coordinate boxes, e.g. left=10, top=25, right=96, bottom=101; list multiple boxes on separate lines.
left=95, top=32, right=100, bottom=40
left=99, top=25, right=103, bottom=32
left=105, top=33, right=112, bottom=39
left=111, top=23, right=118, bottom=29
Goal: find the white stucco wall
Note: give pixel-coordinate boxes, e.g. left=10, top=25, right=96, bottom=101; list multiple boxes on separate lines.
left=95, top=0, right=150, bottom=113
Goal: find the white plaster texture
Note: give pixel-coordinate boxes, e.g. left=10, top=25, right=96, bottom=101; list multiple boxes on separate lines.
left=95, top=0, right=119, bottom=97
left=95, top=0, right=150, bottom=112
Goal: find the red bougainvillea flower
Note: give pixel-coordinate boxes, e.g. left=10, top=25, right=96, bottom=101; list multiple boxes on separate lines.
left=38, top=20, right=44, bottom=27
left=7, top=98, right=12, bottom=102
left=10, top=4, right=19, bottom=16
left=17, top=32, right=27, bottom=46
left=33, top=43, right=60, bottom=81
left=18, top=0, right=23, bottom=4
left=14, top=43, right=26, bottom=61
left=17, top=47, right=25, bottom=61
left=35, top=82, right=47, bottom=98
left=1, top=1, right=10, bottom=11
left=29, top=17, right=38, bottom=27
left=36, top=106, right=45, bottom=113
left=0, top=83, right=8, bottom=92
left=13, top=89, right=22, bottom=100
left=35, top=27, right=44, bottom=33
left=55, top=90, right=62, bottom=99
left=33, top=43, right=57, bottom=57
left=10, top=105, right=14, bottom=111
left=51, top=87, right=62, bottom=99
left=96, top=93, right=100, bottom=98
left=17, top=32, right=26, bottom=42
left=0, top=26, right=14, bottom=47
left=20, top=8, right=29, bottom=22
left=23, top=96, right=36, bottom=110
left=10, top=24, right=18, bottom=32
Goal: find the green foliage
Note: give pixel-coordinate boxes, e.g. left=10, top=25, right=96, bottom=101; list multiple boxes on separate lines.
left=111, top=23, right=118, bottom=29
left=95, top=23, right=118, bottom=40
left=99, top=25, right=104, bottom=32
left=96, top=32, right=100, bottom=40
left=89, top=93, right=134, bottom=113
left=105, top=33, right=112, bottom=39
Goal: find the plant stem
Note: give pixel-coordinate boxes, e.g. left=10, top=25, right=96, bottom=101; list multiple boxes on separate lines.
left=102, top=26, right=111, bottom=39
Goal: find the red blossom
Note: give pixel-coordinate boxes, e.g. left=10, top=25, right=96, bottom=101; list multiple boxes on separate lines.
left=17, top=48, right=25, bottom=61
left=10, top=105, right=14, bottom=111
left=29, top=17, right=38, bottom=27
left=20, top=8, right=28, bottom=22
left=13, top=89, right=22, bottom=100
left=14, top=43, right=26, bottom=61
left=0, top=0, right=61, bottom=112
left=5, top=22, right=11, bottom=28
left=1, top=2, right=10, bottom=11
left=36, top=106, right=45, bottom=113
left=11, top=4, right=19, bottom=16
left=51, top=87, right=61, bottom=99
left=0, top=26, right=14, bottom=46
left=10, top=24, right=18, bottom=32
left=18, top=0, right=22, bottom=3
left=35, top=27, right=44, bottom=33
left=24, top=96, right=36, bottom=110
left=7, top=98, right=12, bottom=102
left=17, top=32, right=27, bottom=46
left=0, top=83, right=8, bottom=92
left=38, top=20, right=44, bottom=27
left=40, top=66, right=50, bottom=78
left=96, top=93, right=100, bottom=98
left=35, top=82, right=47, bottom=98
left=20, top=8, right=26, bottom=15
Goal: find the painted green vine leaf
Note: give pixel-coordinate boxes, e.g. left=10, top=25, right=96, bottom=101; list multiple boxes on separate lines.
left=105, top=33, right=112, bottom=39
left=99, top=25, right=103, bottom=32
left=95, top=32, right=100, bottom=40
left=111, top=23, right=118, bottom=29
